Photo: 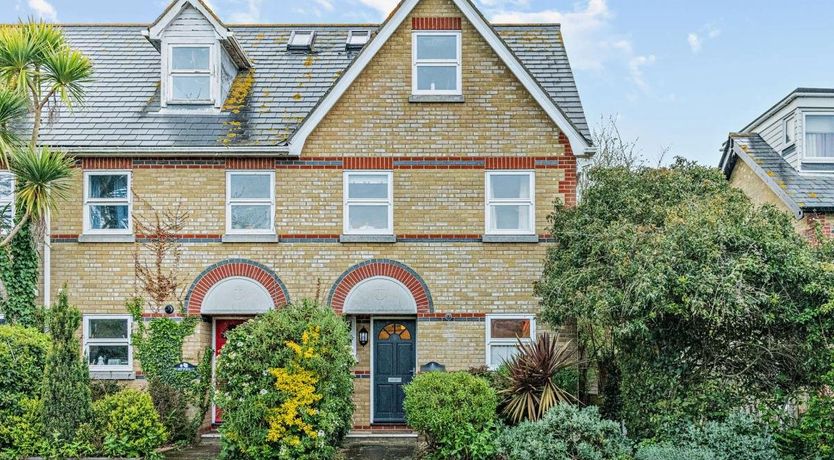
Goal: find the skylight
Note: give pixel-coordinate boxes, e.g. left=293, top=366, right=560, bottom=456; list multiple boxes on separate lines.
left=346, top=30, right=371, bottom=50
left=288, top=30, right=315, bottom=51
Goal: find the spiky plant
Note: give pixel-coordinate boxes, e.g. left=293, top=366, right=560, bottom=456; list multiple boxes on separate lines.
left=499, top=332, right=579, bottom=424
left=2, top=145, right=74, bottom=245
left=0, top=87, right=26, bottom=154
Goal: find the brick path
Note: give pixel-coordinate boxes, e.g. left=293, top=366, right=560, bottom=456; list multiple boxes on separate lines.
left=163, top=438, right=419, bottom=459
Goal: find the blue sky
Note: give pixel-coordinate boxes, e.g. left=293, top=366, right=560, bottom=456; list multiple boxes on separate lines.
left=4, top=0, right=834, bottom=166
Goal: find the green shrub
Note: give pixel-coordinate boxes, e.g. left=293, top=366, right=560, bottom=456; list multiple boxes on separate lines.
left=639, top=413, right=778, bottom=460
left=404, top=371, right=498, bottom=460
left=0, top=397, right=95, bottom=459
left=496, top=403, right=631, bottom=460
left=0, top=325, right=49, bottom=411
left=90, top=379, right=124, bottom=402
left=635, top=445, right=716, bottom=460
left=216, top=300, right=354, bottom=459
left=40, top=289, right=93, bottom=443
left=93, top=389, right=168, bottom=458
left=776, top=370, right=834, bottom=459
left=127, top=297, right=213, bottom=445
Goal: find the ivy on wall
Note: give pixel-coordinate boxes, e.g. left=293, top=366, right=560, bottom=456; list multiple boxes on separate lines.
left=0, top=212, right=40, bottom=328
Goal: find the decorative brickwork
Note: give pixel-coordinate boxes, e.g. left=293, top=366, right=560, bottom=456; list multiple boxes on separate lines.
left=81, top=158, right=132, bottom=169
left=328, top=259, right=433, bottom=314
left=184, top=259, right=289, bottom=315
left=412, top=17, right=462, bottom=30
left=225, top=158, right=277, bottom=169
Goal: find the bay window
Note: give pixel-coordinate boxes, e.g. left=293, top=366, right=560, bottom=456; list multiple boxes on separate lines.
left=226, top=171, right=275, bottom=234
left=486, top=315, right=535, bottom=369
left=485, top=171, right=535, bottom=235
left=412, top=32, right=461, bottom=95
left=83, top=171, right=131, bottom=234
left=83, top=315, right=132, bottom=371
left=343, top=171, right=393, bottom=235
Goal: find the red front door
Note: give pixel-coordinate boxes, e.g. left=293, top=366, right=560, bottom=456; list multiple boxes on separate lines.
left=214, top=318, right=248, bottom=424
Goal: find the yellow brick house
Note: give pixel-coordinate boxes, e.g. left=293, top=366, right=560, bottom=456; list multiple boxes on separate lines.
left=27, top=0, right=594, bottom=431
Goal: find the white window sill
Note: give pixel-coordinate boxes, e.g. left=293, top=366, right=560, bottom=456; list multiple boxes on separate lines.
left=482, top=234, right=539, bottom=243
left=89, top=369, right=135, bottom=380
left=222, top=233, right=279, bottom=243
left=409, top=94, right=465, bottom=103
left=78, top=234, right=135, bottom=244
left=340, top=234, right=397, bottom=243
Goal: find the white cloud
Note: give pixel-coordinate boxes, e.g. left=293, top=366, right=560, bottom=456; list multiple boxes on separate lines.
left=227, top=0, right=263, bottom=23
left=356, top=0, right=398, bottom=16
left=314, top=0, right=335, bottom=12
left=27, top=0, right=57, bottom=22
left=687, top=32, right=701, bottom=53
left=687, top=24, right=720, bottom=54
left=488, top=0, right=655, bottom=93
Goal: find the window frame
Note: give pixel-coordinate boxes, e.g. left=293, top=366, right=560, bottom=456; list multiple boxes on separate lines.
left=485, top=314, right=536, bottom=370
left=783, top=115, right=796, bottom=146
left=82, top=170, right=132, bottom=235
left=485, top=170, right=536, bottom=236
left=343, top=170, right=394, bottom=236
left=225, top=170, right=276, bottom=235
left=0, top=170, right=14, bottom=230
left=411, top=31, right=462, bottom=96
left=803, top=111, right=834, bottom=162
left=83, top=314, right=133, bottom=372
left=346, top=30, right=371, bottom=50
left=166, top=43, right=215, bottom=105
left=288, top=30, right=316, bottom=51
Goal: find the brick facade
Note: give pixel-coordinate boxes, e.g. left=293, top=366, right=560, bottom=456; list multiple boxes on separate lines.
left=49, top=0, right=580, bottom=430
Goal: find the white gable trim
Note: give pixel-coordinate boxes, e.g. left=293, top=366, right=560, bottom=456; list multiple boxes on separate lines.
left=148, top=0, right=229, bottom=41
left=287, top=0, right=593, bottom=157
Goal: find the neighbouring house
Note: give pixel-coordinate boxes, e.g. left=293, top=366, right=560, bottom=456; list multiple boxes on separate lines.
left=720, top=88, right=834, bottom=237
left=18, top=0, right=594, bottom=432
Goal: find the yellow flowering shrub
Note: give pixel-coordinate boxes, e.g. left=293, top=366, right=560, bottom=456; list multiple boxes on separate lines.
left=266, top=326, right=324, bottom=448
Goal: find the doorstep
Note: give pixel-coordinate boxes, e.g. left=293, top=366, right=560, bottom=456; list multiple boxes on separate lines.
left=347, top=424, right=418, bottom=438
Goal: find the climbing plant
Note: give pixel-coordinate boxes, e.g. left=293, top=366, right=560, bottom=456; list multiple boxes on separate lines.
left=0, top=207, right=39, bottom=327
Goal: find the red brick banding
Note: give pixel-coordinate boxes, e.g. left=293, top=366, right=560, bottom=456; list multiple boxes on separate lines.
left=185, top=259, right=289, bottom=315
left=412, top=17, right=462, bottom=30
left=81, top=158, right=132, bottom=169
left=328, top=260, right=432, bottom=315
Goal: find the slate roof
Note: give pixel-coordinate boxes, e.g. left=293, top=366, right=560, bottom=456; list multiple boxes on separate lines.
left=31, top=23, right=589, bottom=151
left=721, top=133, right=834, bottom=212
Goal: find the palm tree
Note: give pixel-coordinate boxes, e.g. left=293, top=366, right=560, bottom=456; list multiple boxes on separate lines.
left=0, top=20, right=92, bottom=242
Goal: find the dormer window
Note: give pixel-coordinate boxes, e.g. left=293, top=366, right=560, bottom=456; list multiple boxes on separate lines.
left=412, top=31, right=462, bottom=96
left=805, top=114, right=834, bottom=159
left=168, top=45, right=214, bottom=104
left=346, top=30, right=370, bottom=51
left=288, top=31, right=315, bottom=51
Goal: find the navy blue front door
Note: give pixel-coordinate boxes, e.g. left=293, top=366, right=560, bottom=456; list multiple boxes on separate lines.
left=373, top=320, right=416, bottom=423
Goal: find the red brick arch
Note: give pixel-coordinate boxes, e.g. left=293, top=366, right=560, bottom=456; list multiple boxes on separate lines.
left=185, top=259, right=289, bottom=315
left=327, top=259, right=433, bottom=315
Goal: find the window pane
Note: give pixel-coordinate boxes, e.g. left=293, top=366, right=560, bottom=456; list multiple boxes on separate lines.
left=89, top=174, right=128, bottom=199
left=348, top=174, right=389, bottom=199
left=348, top=204, right=388, bottom=231
left=171, top=47, right=210, bottom=70
left=0, top=173, right=13, bottom=200
left=416, top=35, right=457, bottom=60
left=231, top=204, right=271, bottom=230
left=89, top=318, right=129, bottom=339
left=291, top=31, right=313, bottom=46
left=806, top=116, right=834, bottom=157
left=491, top=174, right=530, bottom=199
left=491, top=318, right=531, bottom=340
left=172, top=75, right=211, bottom=101
left=491, top=204, right=530, bottom=231
left=416, top=66, right=457, bottom=91
left=88, top=345, right=129, bottom=367
left=89, top=205, right=129, bottom=230
left=490, top=344, right=520, bottom=367
left=349, top=31, right=370, bottom=45
left=230, top=174, right=271, bottom=199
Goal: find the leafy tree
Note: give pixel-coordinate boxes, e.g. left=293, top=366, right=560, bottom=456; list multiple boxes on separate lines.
left=0, top=21, right=91, bottom=325
left=40, top=288, right=92, bottom=442
left=536, top=159, right=834, bottom=437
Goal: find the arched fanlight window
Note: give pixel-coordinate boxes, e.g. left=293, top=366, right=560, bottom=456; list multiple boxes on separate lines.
left=378, top=323, right=412, bottom=341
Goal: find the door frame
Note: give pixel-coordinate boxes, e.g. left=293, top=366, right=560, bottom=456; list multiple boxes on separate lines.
left=370, top=316, right=418, bottom=424
left=211, top=316, right=251, bottom=425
